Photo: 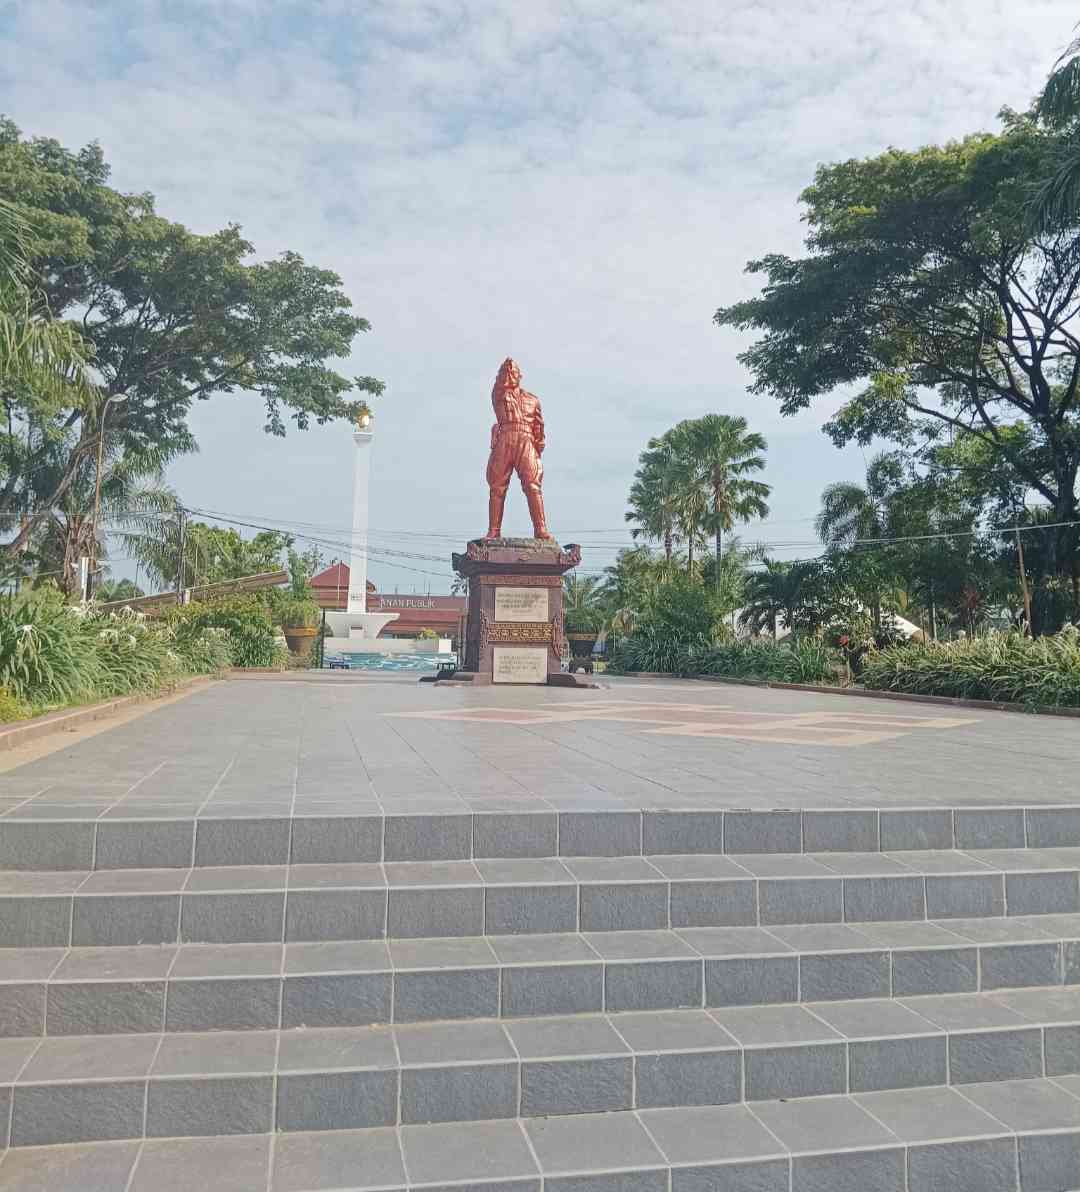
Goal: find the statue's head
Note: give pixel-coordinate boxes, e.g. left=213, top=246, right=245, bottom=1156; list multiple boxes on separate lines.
left=495, top=358, right=521, bottom=389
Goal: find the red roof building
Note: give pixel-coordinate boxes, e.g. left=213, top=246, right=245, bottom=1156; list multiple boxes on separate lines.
left=310, top=563, right=465, bottom=641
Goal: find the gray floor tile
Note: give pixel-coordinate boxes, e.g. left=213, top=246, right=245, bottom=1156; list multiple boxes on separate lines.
left=272, top=1127, right=405, bottom=1191
left=384, top=861, right=481, bottom=886
left=184, top=865, right=288, bottom=891
left=390, top=937, right=497, bottom=969
left=285, top=940, right=391, bottom=973
left=730, top=854, right=834, bottom=877
left=131, top=1135, right=271, bottom=1192
left=676, top=927, right=791, bottom=956
left=959, top=1077, right=1080, bottom=1129
left=0, top=947, right=66, bottom=980
left=640, top=1102, right=787, bottom=1164
left=750, top=1095, right=895, bottom=1152
left=584, top=931, right=696, bottom=960
left=476, top=858, right=574, bottom=884
left=20, top=1033, right=159, bottom=1083
left=991, top=986, right=1080, bottom=1022
left=646, top=855, right=750, bottom=879
left=402, top=1119, right=538, bottom=1184
left=608, top=1009, right=735, bottom=1052
left=526, top=1111, right=665, bottom=1174
left=51, top=946, right=176, bottom=981
left=0, top=1037, right=40, bottom=1082
left=935, top=917, right=1054, bottom=943
left=169, top=942, right=282, bottom=978
left=396, top=1019, right=513, bottom=1064
left=563, top=857, right=664, bottom=882
left=506, top=1014, right=628, bottom=1058
left=79, top=870, right=188, bottom=894
left=855, top=1085, right=1009, bottom=1142
left=711, top=1005, right=842, bottom=1045
left=765, top=924, right=875, bottom=952
left=277, top=1025, right=396, bottom=1072
left=852, top=921, right=963, bottom=948
left=153, top=1030, right=277, bottom=1076
left=899, top=993, right=1027, bottom=1029
left=287, top=863, right=386, bottom=888
left=490, top=933, right=598, bottom=964
left=806, top=999, right=943, bottom=1038
left=0, top=1139, right=140, bottom=1191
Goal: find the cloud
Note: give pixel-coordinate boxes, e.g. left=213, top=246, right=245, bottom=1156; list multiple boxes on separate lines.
left=1, top=0, right=1076, bottom=583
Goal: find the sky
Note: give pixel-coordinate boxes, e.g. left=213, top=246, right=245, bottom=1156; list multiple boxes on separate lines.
left=2, top=1, right=1077, bottom=591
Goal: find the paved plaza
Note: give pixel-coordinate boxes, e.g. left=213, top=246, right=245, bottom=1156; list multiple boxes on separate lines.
left=1, top=675, right=1077, bottom=814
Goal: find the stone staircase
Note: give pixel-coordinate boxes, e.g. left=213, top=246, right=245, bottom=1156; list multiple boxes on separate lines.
left=1, top=805, right=1080, bottom=1190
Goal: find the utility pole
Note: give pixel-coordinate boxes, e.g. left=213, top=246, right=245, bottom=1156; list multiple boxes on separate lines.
left=174, top=508, right=187, bottom=602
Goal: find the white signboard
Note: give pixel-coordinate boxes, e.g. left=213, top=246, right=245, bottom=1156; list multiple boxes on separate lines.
left=492, top=646, right=548, bottom=684
left=495, top=587, right=549, bottom=623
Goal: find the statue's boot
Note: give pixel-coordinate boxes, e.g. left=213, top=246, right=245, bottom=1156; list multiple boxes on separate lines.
left=485, top=491, right=506, bottom=540
left=525, top=485, right=555, bottom=541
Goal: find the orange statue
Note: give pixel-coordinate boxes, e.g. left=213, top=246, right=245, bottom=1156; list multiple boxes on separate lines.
left=485, top=358, right=553, bottom=540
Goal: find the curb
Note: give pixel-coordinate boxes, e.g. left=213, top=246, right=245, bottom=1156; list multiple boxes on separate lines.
left=617, top=671, right=1080, bottom=718
left=0, top=676, right=213, bottom=753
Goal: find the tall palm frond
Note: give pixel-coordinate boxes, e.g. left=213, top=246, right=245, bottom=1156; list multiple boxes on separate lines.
left=1030, top=32, right=1080, bottom=231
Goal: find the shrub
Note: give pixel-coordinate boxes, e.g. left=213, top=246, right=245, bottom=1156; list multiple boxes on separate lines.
left=859, top=628, right=1080, bottom=708
left=166, top=596, right=282, bottom=668
left=0, top=593, right=104, bottom=705
left=275, top=597, right=321, bottom=629
left=172, top=627, right=232, bottom=675
left=695, top=639, right=841, bottom=685
left=608, top=576, right=727, bottom=673
left=0, top=687, right=28, bottom=723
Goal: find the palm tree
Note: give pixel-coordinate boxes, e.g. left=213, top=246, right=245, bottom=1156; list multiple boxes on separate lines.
left=0, top=198, right=97, bottom=410
left=625, top=435, right=683, bottom=560
left=1029, top=32, right=1080, bottom=230
left=562, top=573, right=605, bottom=632
left=686, top=415, right=770, bottom=589
left=815, top=453, right=904, bottom=630
left=739, top=558, right=819, bottom=641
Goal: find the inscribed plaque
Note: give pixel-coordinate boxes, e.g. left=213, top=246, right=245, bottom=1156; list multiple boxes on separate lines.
left=495, top=587, right=549, bottom=623
left=492, top=646, right=548, bottom=684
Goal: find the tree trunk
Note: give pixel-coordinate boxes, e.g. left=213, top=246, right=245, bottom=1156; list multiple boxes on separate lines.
left=2, top=432, right=99, bottom=558
left=715, top=526, right=722, bottom=592
left=687, top=537, right=693, bottom=572
left=664, top=528, right=672, bottom=561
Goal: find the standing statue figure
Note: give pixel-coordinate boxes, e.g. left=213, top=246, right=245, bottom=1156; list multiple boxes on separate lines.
left=485, top=357, right=553, bottom=540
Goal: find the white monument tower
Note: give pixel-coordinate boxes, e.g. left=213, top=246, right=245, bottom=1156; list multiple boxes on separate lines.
left=324, top=412, right=398, bottom=643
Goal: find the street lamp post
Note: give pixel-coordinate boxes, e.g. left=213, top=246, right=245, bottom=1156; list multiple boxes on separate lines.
left=88, top=393, right=128, bottom=601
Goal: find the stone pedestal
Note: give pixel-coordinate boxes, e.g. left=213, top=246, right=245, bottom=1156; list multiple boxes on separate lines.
left=449, top=538, right=588, bottom=686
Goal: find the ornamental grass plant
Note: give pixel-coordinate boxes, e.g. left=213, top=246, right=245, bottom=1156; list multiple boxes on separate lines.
left=859, top=628, right=1080, bottom=708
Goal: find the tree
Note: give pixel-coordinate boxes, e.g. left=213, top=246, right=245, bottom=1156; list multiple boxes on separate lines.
left=716, top=120, right=1080, bottom=627
left=740, top=559, right=818, bottom=640
left=565, top=574, right=605, bottom=638
left=121, top=519, right=292, bottom=591
left=0, top=197, right=98, bottom=412
left=0, top=119, right=383, bottom=558
left=1030, top=30, right=1080, bottom=230
left=94, top=578, right=144, bottom=602
left=686, top=414, right=770, bottom=588
left=626, top=435, right=684, bottom=560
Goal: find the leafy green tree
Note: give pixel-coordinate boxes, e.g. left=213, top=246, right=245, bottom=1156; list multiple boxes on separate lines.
left=1030, top=31, right=1080, bottom=229
left=94, top=578, right=144, bottom=602
left=686, top=414, right=770, bottom=588
left=562, top=573, right=606, bottom=632
left=0, top=119, right=383, bottom=558
left=716, top=120, right=1080, bottom=627
left=121, top=519, right=292, bottom=591
left=626, top=438, right=683, bottom=561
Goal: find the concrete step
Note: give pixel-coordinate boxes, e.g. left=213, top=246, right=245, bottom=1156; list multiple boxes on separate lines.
left=2, top=850, right=1080, bottom=947
left=7, top=1074, right=1080, bottom=1192
left=1, top=1077, right=1079, bottom=1191
left=3, top=803, right=1080, bottom=870
left=1, top=990, right=1079, bottom=1148
left=3, top=923, right=1080, bottom=1036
